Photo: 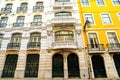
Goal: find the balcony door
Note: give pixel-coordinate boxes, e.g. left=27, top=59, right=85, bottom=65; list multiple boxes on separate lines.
left=107, top=32, right=119, bottom=49
left=30, top=33, right=41, bottom=42
left=88, top=33, right=99, bottom=49
left=55, top=30, right=73, bottom=41
left=11, top=33, right=22, bottom=43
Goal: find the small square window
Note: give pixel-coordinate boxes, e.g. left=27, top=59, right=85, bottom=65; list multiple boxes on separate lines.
left=101, top=14, right=112, bottom=24
left=96, top=0, right=105, bottom=6
left=82, top=0, right=89, bottom=6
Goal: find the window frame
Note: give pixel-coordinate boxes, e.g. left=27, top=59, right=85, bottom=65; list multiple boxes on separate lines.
left=96, top=0, right=105, bottom=6
left=101, top=13, right=112, bottom=24
left=81, top=0, right=90, bottom=6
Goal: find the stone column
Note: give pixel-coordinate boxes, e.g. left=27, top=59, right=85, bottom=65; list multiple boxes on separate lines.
left=78, top=49, right=89, bottom=79
left=38, top=50, right=52, bottom=79
left=63, top=53, right=68, bottom=79
left=14, top=50, right=26, bottom=78
left=0, top=51, right=6, bottom=78
left=104, top=50, right=118, bottom=78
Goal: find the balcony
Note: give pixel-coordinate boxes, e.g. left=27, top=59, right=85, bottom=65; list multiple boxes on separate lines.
left=31, top=22, right=42, bottom=26
left=87, top=44, right=105, bottom=53
left=0, top=23, right=7, bottom=28
left=0, top=44, right=1, bottom=49
left=27, top=42, right=40, bottom=50
left=13, top=23, right=24, bottom=27
left=7, top=43, right=20, bottom=50
left=52, top=41, right=78, bottom=49
left=107, top=43, right=120, bottom=52
left=53, top=2, right=73, bottom=9
left=17, top=7, right=27, bottom=12
left=1, top=8, right=11, bottom=13
left=51, top=17, right=77, bottom=24
left=33, top=6, right=44, bottom=11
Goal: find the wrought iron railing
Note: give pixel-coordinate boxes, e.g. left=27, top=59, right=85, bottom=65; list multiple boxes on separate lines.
left=31, top=22, right=42, bottom=26
left=13, top=23, right=24, bottom=27
left=87, top=44, right=105, bottom=52
left=7, top=43, right=20, bottom=49
left=1, top=8, right=12, bottom=13
left=17, top=7, right=28, bottom=12
left=107, top=43, right=120, bottom=51
left=27, top=42, right=40, bottom=49
left=33, top=6, right=44, bottom=11
left=0, top=23, right=7, bottom=28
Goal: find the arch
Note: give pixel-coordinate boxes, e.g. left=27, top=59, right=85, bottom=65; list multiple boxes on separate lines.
left=2, top=54, right=18, bottom=77
left=113, top=54, right=120, bottom=77
left=67, top=53, right=80, bottom=78
left=24, top=54, right=39, bottom=77
left=52, top=53, right=64, bottom=77
left=91, top=55, right=107, bottom=78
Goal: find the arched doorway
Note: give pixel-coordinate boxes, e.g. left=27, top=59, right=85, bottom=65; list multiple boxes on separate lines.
left=92, top=55, right=107, bottom=78
left=2, top=54, right=18, bottom=77
left=52, top=54, right=64, bottom=77
left=67, top=53, right=80, bottom=78
left=113, top=54, right=120, bottom=77
left=24, top=54, right=39, bottom=77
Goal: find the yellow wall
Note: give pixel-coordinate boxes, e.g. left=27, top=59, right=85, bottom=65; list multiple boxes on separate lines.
left=77, top=0, right=120, bottom=47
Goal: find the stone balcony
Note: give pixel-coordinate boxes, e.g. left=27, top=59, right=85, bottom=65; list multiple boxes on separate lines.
left=52, top=41, right=78, bottom=49
left=107, top=43, right=120, bottom=52
left=51, top=17, right=77, bottom=24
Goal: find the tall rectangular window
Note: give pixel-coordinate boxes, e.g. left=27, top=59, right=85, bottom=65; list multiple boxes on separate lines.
left=82, top=0, right=89, bottom=6
left=84, top=14, right=94, bottom=24
left=33, top=15, right=42, bottom=22
left=118, top=13, right=120, bottom=20
left=96, top=0, right=105, bottom=6
left=113, top=0, right=120, bottom=5
left=101, top=14, right=112, bottom=24
left=0, top=34, right=3, bottom=48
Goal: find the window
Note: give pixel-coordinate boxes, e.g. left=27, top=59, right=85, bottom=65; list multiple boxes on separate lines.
left=84, top=14, right=94, bottom=24
left=82, top=0, right=89, bottom=6
left=55, top=30, right=74, bottom=41
left=55, top=12, right=72, bottom=18
left=88, top=33, right=99, bottom=48
left=1, top=4, right=12, bottom=13
left=101, top=14, right=112, bottom=24
left=30, top=33, right=41, bottom=42
left=33, top=15, right=42, bottom=22
left=36, top=2, right=43, bottom=6
left=107, top=32, right=119, bottom=44
left=0, top=17, right=8, bottom=28
left=11, top=33, right=22, bottom=43
left=16, top=16, right=25, bottom=24
left=112, top=0, right=120, bottom=5
left=21, top=3, right=28, bottom=8
left=17, top=3, right=28, bottom=11
left=118, top=13, right=120, bottom=20
left=6, top=4, right=12, bottom=9
left=96, top=0, right=105, bottom=6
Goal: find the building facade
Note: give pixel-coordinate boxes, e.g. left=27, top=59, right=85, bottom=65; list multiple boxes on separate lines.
left=0, top=0, right=88, bottom=80
left=78, top=0, right=120, bottom=79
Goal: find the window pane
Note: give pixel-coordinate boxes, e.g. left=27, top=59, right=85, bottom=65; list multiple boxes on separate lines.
left=82, top=0, right=89, bottom=6
left=97, top=0, right=105, bottom=6
left=101, top=14, right=112, bottom=24
left=84, top=14, right=94, bottom=24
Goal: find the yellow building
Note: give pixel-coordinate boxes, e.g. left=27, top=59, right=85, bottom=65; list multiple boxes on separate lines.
left=78, top=0, right=120, bottom=79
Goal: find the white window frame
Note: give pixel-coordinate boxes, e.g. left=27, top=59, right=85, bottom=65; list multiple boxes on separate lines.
left=83, top=13, right=95, bottom=25
left=117, top=12, right=120, bottom=20
left=101, top=13, right=112, bottom=24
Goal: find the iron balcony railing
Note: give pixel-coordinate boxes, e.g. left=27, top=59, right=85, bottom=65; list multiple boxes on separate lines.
left=7, top=43, right=21, bottom=49
left=31, top=22, right=42, bottom=26
left=33, top=6, right=44, bottom=11
left=87, top=44, right=105, bottom=52
left=17, top=7, right=28, bottom=12
left=0, top=23, right=7, bottom=28
left=107, top=43, right=120, bottom=51
left=27, top=42, right=40, bottom=49
left=13, top=23, right=24, bottom=27
left=1, top=8, right=12, bottom=13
